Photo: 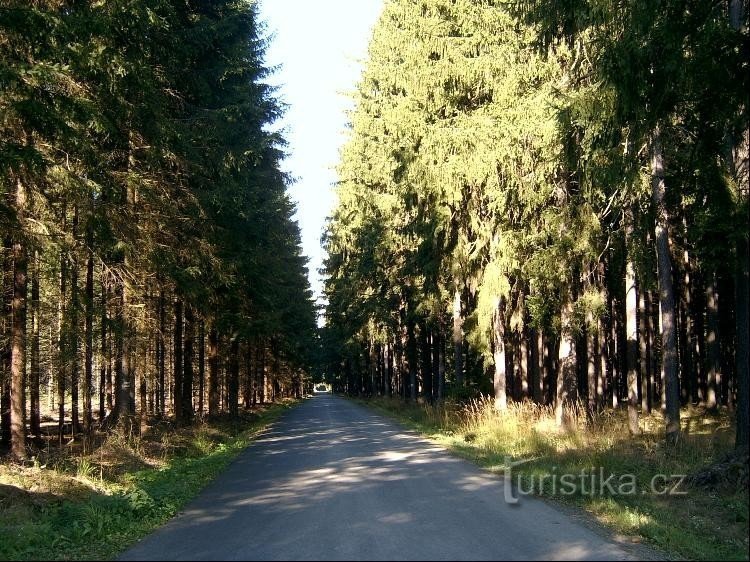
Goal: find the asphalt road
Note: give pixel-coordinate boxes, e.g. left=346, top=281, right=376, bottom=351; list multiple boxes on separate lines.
left=120, top=394, right=646, bottom=561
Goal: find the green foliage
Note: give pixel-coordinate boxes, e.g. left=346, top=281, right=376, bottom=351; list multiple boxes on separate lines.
left=320, top=0, right=749, bottom=443
left=0, top=0, right=317, bottom=411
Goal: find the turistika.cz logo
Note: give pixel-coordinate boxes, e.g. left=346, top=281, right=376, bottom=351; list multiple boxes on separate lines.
left=502, top=456, right=687, bottom=504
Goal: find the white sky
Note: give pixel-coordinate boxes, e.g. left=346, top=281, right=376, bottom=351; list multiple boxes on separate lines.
left=258, top=0, right=383, bottom=310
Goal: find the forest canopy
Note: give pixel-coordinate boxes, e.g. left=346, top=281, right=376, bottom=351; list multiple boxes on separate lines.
left=0, top=0, right=317, bottom=459
left=321, top=0, right=749, bottom=450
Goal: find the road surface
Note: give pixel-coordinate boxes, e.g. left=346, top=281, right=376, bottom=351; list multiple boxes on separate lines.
left=120, top=394, right=649, bottom=561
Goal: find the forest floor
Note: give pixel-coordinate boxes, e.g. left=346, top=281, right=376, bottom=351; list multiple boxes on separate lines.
left=0, top=400, right=298, bottom=561
left=357, top=396, right=749, bottom=561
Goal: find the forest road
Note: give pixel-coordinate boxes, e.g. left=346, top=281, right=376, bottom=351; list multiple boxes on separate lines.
left=119, top=394, right=655, bottom=561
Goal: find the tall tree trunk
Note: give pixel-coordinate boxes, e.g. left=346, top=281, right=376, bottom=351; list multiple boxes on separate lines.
left=519, top=322, right=530, bottom=399
left=173, top=299, right=183, bottom=421
left=586, top=316, right=598, bottom=415
left=652, top=126, right=681, bottom=445
left=198, top=320, right=205, bottom=414
left=705, top=273, right=721, bottom=409
left=598, top=315, right=608, bottom=412
left=639, top=284, right=651, bottom=413
left=384, top=340, right=392, bottom=398
left=730, top=0, right=749, bottom=452
left=2, top=239, right=12, bottom=447
left=182, top=304, right=194, bottom=422
left=123, top=284, right=136, bottom=421
left=10, top=179, right=28, bottom=459
left=208, top=326, right=219, bottom=415
left=110, top=272, right=133, bottom=431
left=158, top=291, right=165, bottom=416
left=679, top=243, right=695, bottom=405
left=100, top=279, right=108, bottom=421
left=138, top=339, right=147, bottom=418
left=420, top=323, right=432, bottom=403
left=406, top=315, right=417, bottom=402
left=556, top=294, right=577, bottom=427
left=530, top=328, right=540, bottom=403
left=244, top=341, right=252, bottom=408
left=70, top=207, right=80, bottom=435
left=493, top=298, right=507, bottom=410
left=431, top=331, right=439, bottom=403
left=259, top=340, right=266, bottom=404
left=608, top=289, right=619, bottom=408
left=453, top=288, right=463, bottom=387
left=438, top=331, right=446, bottom=401
left=84, top=245, right=94, bottom=434
left=544, top=332, right=556, bottom=405
left=625, top=218, right=640, bottom=434
left=30, top=250, right=40, bottom=439
left=58, top=245, right=67, bottom=442
left=735, top=233, right=749, bottom=451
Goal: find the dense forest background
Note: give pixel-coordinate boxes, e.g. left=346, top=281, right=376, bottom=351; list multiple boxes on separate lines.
left=322, top=0, right=749, bottom=451
left=0, top=1, right=748, bottom=559
left=0, top=0, right=317, bottom=461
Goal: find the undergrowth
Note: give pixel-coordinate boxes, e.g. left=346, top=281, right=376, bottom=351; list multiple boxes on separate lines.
left=0, top=401, right=297, bottom=561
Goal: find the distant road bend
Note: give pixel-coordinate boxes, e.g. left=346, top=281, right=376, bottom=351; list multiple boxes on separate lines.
left=121, top=394, right=647, bottom=561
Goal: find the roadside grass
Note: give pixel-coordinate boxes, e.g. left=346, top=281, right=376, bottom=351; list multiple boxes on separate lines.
left=358, top=396, right=749, bottom=561
left=0, top=400, right=298, bottom=561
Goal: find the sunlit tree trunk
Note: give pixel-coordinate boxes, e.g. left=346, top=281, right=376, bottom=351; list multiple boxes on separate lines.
left=586, top=315, right=598, bottom=415
left=30, top=250, right=41, bottom=439
left=58, top=243, right=67, bottom=442
left=679, top=242, right=695, bottom=405
left=555, top=294, right=577, bottom=427
left=453, top=288, right=463, bottom=387
left=10, top=178, right=28, bottom=460
left=625, top=217, right=640, bottom=434
left=493, top=297, right=507, bottom=411
left=519, top=322, right=529, bottom=400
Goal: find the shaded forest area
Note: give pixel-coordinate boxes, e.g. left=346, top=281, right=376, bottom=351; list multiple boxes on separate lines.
left=322, top=0, right=749, bottom=452
left=0, top=1, right=317, bottom=462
